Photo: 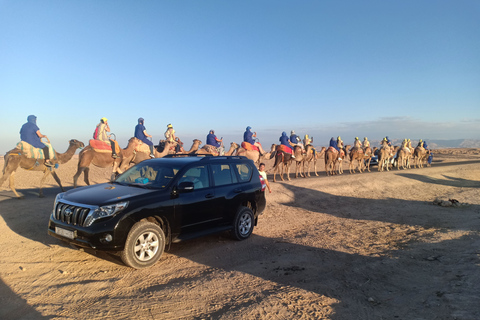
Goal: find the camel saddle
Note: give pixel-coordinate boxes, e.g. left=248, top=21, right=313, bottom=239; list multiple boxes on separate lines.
left=353, top=147, right=364, bottom=153
left=16, top=141, right=57, bottom=160
left=327, top=146, right=344, bottom=156
left=276, top=144, right=292, bottom=154
left=89, top=139, right=120, bottom=154
left=203, top=145, right=220, bottom=156
left=241, top=142, right=259, bottom=152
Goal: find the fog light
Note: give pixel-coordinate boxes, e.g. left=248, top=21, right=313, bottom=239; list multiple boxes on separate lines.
left=101, top=234, right=113, bottom=243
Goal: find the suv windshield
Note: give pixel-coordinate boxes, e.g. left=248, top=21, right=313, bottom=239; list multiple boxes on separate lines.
left=115, top=162, right=181, bottom=189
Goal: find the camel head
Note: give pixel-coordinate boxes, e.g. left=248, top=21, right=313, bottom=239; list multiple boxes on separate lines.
left=193, top=139, right=202, bottom=145
left=69, top=139, right=85, bottom=149
left=230, top=142, right=239, bottom=149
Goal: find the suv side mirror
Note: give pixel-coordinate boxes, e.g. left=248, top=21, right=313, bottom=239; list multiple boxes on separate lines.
left=177, top=181, right=194, bottom=192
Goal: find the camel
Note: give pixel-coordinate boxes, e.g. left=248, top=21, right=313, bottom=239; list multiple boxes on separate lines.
left=336, top=145, right=350, bottom=175
left=413, top=146, right=429, bottom=168
left=236, top=144, right=272, bottom=164
left=0, top=139, right=85, bottom=198
left=325, top=147, right=340, bottom=176
left=271, top=144, right=293, bottom=182
left=349, top=146, right=366, bottom=174
left=396, top=146, right=414, bottom=170
left=302, top=146, right=326, bottom=177
left=363, top=146, right=376, bottom=172
left=183, top=139, right=202, bottom=155
left=129, top=141, right=176, bottom=165
left=73, top=137, right=141, bottom=188
left=292, top=146, right=307, bottom=178
left=194, top=142, right=240, bottom=157
left=378, top=144, right=399, bottom=172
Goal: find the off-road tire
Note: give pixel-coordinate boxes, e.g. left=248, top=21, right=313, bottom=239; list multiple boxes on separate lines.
left=231, top=207, right=254, bottom=240
left=121, top=221, right=165, bottom=269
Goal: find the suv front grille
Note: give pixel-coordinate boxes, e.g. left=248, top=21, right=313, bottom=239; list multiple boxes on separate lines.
left=54, top=202, right=92, bottom=227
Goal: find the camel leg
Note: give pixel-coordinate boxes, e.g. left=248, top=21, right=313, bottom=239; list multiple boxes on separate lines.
left=73, top=167, right=87, bottom=188
left=51, top=170, right=65, bottom=192
left=38, top=169, right=53, bottom=198
left=314, top=160, right=318, bottom=176
left=7, top=171, right=23, bottom=199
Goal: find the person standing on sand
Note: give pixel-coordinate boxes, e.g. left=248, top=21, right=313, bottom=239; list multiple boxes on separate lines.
left=20, top=115, right=54, bottom=167
left=258, top=163, right=271, bottom=193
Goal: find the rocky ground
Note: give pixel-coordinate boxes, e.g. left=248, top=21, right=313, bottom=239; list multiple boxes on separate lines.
left=0, top=148, right=479, bottom=319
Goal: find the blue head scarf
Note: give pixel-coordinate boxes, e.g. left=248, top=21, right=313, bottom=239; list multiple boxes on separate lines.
left=27, top=115, right=37, bottom=124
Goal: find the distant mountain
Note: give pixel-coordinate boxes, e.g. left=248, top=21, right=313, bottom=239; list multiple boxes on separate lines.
left=427, top=140, right=480, bottom=148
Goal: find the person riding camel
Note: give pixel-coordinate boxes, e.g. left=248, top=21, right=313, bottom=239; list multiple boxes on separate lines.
left=206, top=129, right=224, bottom=155
left=337, top=136, right=344, bottom=149
left=243, top=126, right=266, bottom=155
left=401, top=139, right=411, bottom=153
left=20, top=115, right=54, bottom=167
left=94, top=117, right=118, bottom=159
left=279, top=131, right=296, bottom=158
left=385, top=136, right=392, bottom=146
left=363, top=137, right=370, bottom=148
left=353, top=137, right=362, bottom=149
left=407, top=139, right=412, bottom=149
left=134, top=117, right=155, bottom=158
left=303, top=134, right=316, bottom=157
left=290, top=130, right=305, bottom=153
left=165, top=124, right=182, bottom=153
left=329, top=137, right=342, bottom=160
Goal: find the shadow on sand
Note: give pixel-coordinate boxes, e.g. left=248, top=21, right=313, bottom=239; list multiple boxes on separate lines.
left=2, top=182, right=479, bottom=319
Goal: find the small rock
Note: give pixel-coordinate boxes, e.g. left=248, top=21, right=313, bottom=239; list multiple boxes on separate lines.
left=60, top=270, right=68, bottom=275
left=19, top=266, right=26, bottom=271
left=368, top=297, right=375, bottom=302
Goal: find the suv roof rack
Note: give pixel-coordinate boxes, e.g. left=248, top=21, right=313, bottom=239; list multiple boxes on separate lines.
left=162, top=154, right=248, bottom=160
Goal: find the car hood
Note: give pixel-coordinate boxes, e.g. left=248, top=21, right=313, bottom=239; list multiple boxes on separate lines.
left=62, top=183, right=159, bottom=206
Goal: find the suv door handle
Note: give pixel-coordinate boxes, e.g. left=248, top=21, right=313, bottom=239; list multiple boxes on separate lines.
left=233, top=188, right=242, bottom=193
left=205, top=193, right=214, bottom=198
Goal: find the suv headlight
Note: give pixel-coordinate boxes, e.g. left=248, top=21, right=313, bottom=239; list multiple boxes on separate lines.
left=84, top=201, right=128, bottom=227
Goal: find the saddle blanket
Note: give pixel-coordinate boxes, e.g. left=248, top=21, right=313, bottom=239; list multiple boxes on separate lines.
left=241, top=142, right=259, bottom=152
left=276, top=144, right=292, bottom=154
left=16, top=141, right=57, bottom=160
left=89, top=139, right=120, bottom=154
left=203, top=144, right=220, bottom=156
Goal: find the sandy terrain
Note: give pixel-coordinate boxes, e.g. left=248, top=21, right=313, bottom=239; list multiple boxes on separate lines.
left=0, top=148, right=479, bottom=319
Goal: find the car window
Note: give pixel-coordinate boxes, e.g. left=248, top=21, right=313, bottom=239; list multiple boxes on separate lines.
left=178, top=166, right=209, bottom=189
left=235, top=163, right=252, bottom=182
left=115, top=163, right=180, bottom=188
left=211, top=164, right=238, bottom=186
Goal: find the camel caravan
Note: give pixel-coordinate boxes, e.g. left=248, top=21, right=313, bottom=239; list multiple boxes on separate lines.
left=1, top=116, right=433, bottom=198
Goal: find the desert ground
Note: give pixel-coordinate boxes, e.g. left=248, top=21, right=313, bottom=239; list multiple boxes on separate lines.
left=0, top=148, right=479, bottom=320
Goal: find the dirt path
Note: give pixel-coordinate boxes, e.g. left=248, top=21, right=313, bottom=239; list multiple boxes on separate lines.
left=0, top=150, right=479, bottom=319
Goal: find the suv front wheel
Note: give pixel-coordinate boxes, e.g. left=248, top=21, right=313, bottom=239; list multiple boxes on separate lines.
left=231, top=207, right=254, bottom=240
left=121, top=221, right=165, bottom=269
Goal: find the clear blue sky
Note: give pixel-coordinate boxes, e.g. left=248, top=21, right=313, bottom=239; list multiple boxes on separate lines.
left=1, top=0, right=479, bottom=154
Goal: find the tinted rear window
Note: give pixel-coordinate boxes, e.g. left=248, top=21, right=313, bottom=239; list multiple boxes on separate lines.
left=235, top=163, right=253, bottom=182
left=211, top=164, right=238, bottom=186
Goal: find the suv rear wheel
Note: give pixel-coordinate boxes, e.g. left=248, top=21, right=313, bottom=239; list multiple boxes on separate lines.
left=231, top=207, right=254, bottom=240
left=121, top=221, right=165, bottom=269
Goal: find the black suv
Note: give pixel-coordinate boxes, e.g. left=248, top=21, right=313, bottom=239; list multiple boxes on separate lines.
left=48, top=155, right=266, bottom=268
